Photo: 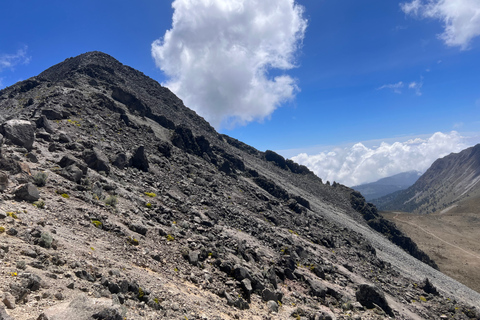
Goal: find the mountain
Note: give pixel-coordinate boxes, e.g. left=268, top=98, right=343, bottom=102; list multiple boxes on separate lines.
left=0, top=51, right=478, bottom=319
left=376, top=145, right=480, bottom=214
left=353, top=171, right=421, bottom=201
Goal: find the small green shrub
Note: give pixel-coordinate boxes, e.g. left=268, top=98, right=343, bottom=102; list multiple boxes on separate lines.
left=61, top=193, right=70, bottom=199
left=166, top=234, right=175, bottom=241
left=6, top=212, right=18, bottom=219
left=91, top=220, right=103, bottom=228
left=105, top=195, right=118, bottom=207
left=39, top=232, right=53, bottom=249
left=33, top=200, right=45, bottom=209
left=419, top=296, right=427, bottom=302
left=138, top=287, right=145, bottom=299
left=0, top=226, right=5, bottom=233
left=34, top=172, right=48, bottom=187
left=144, top=192, right=156, bottom=197
left=145, top=202, right=152, bottom=208
left=127, top=237, right=139, bottom=246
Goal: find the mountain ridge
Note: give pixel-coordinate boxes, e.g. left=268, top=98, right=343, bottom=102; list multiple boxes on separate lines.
left=375, top=144, right=480, bottom=214
left=0, top=51, right=478, bottom=319
left=353, top=171, right=421, bottom=201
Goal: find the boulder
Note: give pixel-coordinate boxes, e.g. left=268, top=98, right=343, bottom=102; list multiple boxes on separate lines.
left=61, top=165, right=84, bottom=183
left=83, top=148, right=110, bottom=175
left=2, top=120, right=35, bottom=150
left=35, top=115, right=54, bottom=133
left=41, top=109, right=63, bottom=120
left=267, top=300, right=278, bottom=313
left=36, top=295, right=123, bottom=320
left=355, top=284, right=393, bottom=316
left=0, top=172, right=8, bottom=191
left=2, top=292, right=16, bottom=309
left=261, top=289, right=283, bottom=303
left=307, top=278, right=327, bottom=298
left=130, top=146, right=149, bottom=172
left=58, top=132, right=72, bottom=143
left=0, top=305, right=14, bottom=320
left=58, top=155, right=88, bottom=175
left=14, top=183, right=40, bottom=202
left=112, top=153, right=128, bottom=170
left=157, top=141, right=172, bottom=158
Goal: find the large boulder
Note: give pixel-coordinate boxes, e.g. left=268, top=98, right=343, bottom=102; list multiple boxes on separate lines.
left=2, top=120, right=35, bottom=150
left=14, top=183, right=40, bottom=202
left=36, top=295, right=124, bottom=320
left=355, top=284, right=394, bottom=317
left=58, top=155, right=88, bottom=175
left=130, top=146, right=149, bottom=172
left=112, top=153, right=128, bottom=170
left=41, top=109, right=63, bottom=120
left=83, top=148, right=110, bottom=175
left=35, top=115, right=54, bottom=133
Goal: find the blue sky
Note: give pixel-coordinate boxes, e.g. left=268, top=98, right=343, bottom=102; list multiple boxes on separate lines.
left=1, top=0, right=480, bottom=185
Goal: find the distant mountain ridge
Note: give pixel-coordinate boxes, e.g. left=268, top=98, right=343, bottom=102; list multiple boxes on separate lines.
left=353, top=171, right=421, bottom=201
left=375, top=144, right=480, bottom=214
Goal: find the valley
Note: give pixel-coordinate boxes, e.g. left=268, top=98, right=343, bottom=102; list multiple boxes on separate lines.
left=381, top=209, right=480, bottom=293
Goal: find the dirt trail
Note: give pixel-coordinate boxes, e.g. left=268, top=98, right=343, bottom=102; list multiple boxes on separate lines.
left=393, top=213, right=480, bottom=260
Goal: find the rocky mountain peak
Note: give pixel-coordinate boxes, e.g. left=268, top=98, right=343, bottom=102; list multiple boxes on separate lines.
left=0, top=52, right=478, bottom=319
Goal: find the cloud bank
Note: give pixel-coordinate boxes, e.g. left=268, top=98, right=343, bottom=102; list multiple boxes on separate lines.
left=401, top=0, right=480, bottom=49
left=152, top=0, right=307, bottom=128
left=292, top=131, right=471, bottom=186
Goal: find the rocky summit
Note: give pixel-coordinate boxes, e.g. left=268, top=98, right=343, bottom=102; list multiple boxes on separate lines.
left=0, top=51, right=478, bottom=320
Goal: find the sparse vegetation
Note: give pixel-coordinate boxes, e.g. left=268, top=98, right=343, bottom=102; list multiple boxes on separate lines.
left=144, top=192, right=156, bottom=197
left=91, top=220, right=103, bottom=228
left=138, top=287, right=145, bottom=299
left=127, top=236, right=139, bottom=246
left=105, top=195, right=118, bottom=207
left=6, top=212, right=18, bottom=219
left=33, top=200, right=45, bottom=209
left=34, top=172, right=48, bottom=187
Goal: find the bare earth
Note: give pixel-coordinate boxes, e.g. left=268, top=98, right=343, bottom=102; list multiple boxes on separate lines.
left=381, top=209, right=480, bottom=294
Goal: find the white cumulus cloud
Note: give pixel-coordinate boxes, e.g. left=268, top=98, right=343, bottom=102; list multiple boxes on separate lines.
left=401, top=0, right=480, bottom=49
left=291, top=131, right=472, bottom=186
left=151, top=0, right=307, bottom=128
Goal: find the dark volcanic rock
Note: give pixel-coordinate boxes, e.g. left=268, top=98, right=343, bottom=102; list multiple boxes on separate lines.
left=130, top=146, right=149, bottom=172
left=2, top=120, right=35, bottom=150
left=35, top=115, right=54, bottom=133
left=355, top=284, right=393, bottom=317
left=112, top=153, right=128, bottom=169
left=14, top=183, right=40, bottom=202
left=83, top=148, right=110, bottom=175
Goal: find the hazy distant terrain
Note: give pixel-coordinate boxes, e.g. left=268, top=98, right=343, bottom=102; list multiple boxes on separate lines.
left=353, top=171, right=421, bottom=201
left=375, top=145, right=480, bottom=214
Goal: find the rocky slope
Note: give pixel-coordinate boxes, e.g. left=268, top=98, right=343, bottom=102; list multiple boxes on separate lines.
left=375, top=145, right=480, bottom=214
left=353, top=171, right=421, bottom=202
left=0, top=51, right=478, bottom=320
